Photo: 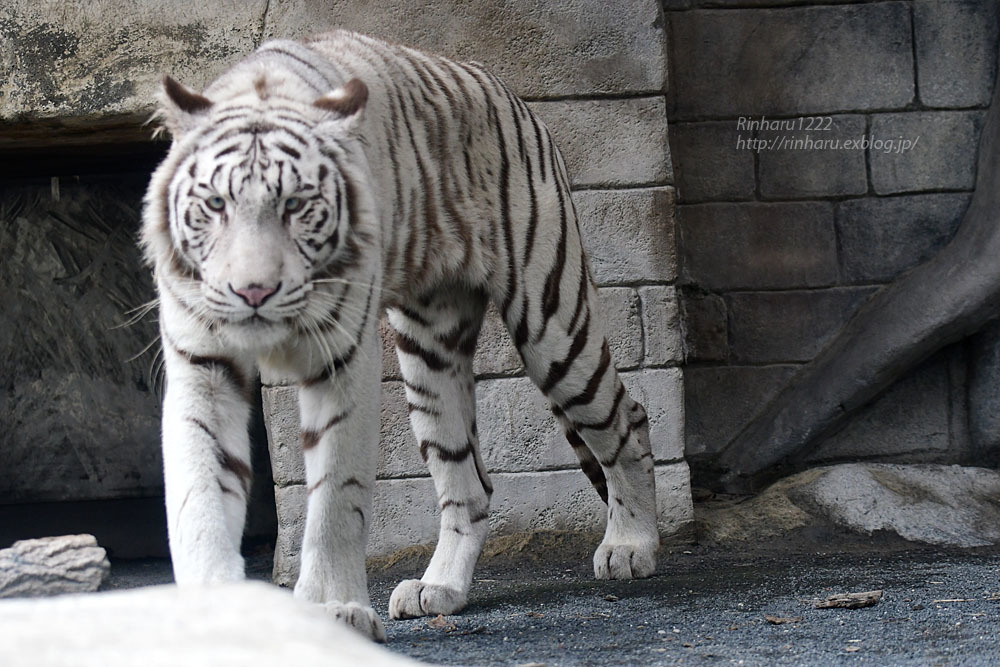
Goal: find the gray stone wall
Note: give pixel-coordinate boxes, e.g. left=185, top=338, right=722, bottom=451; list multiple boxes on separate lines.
left=664, top=0, right=1000, bottom=478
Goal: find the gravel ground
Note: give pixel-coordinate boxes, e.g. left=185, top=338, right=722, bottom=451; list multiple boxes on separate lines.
left=106, top=537, right=1000, bottom=666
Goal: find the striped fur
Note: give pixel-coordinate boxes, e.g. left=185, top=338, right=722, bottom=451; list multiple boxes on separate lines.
left=141, top=31, right=658, bottom=641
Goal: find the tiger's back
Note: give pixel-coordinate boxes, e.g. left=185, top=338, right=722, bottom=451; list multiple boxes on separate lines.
left=142, top=30, right=659, bottom=641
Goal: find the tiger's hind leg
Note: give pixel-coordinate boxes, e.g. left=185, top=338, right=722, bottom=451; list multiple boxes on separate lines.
left=499, top=200, right=659, bottom=581
left=386, top=287, right=492, bottom=619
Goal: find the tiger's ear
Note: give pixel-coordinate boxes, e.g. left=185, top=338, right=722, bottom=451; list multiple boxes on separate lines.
left=313, top=78, right=368, bottom=128
left=158, top=75, right=213, bottom=137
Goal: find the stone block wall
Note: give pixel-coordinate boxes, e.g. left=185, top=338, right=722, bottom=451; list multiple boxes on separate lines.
left=261, top=0, right=692, bottom=580
left=664, top=0, right=1000, bottom=477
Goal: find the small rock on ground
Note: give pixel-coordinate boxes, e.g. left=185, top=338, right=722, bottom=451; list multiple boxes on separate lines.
left=0, top=534, right=110, bottom=598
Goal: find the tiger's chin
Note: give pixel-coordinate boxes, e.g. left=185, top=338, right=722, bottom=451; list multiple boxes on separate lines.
left=216, top=315, right=295, bottom=352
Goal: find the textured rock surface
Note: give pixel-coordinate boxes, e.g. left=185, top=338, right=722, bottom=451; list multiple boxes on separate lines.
left=699, top=464, right=1000, bottom=549
left=0, top=581, right=418, bottom=666
left=0, top=0, right=666, bottom=129
left=0, top=535, right=109, bottom=598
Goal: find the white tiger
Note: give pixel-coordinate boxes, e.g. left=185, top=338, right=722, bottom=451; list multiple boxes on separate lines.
left=142, top=30, right=659, bottom=641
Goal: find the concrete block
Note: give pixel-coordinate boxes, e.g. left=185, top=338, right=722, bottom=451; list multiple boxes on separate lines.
left=684, top=365, right=799, bottom=459
left=575, top=187, right=677, bottom=285
left=870, top=111, right=984, bottom=194
left=638, top=286, right=684, bottom=366
left=915, top=0, right=1000, bottom=108
left=389, top=307, right=526, bottom=380
left=262, top=386, right=306, bottom=488
left=530, top=98, right=671, bottom=188
left=474, top=376, right=577, bottom=473
left=621, top=369, right=686, bottom=463
left=473, top=303, right=523, bottom=378
left=488, top=470, right=609, bottom=538
left=263, top=381, right=424, bottom=487
left=655, top=461, right=695, bottom=536
left=275, top=463, right=693, bottom=583
left=757, top=115, right=868, bottom=198
left=597, top=287, right=643, bottom=370
left=669, top=4, right=914, bottom=118
left=273, top=484, right=307, bottom=586
left=264, top=0, right=668, bottom=98
left=679, top=290, right=728, bottom=362
left=836, top=193, right=971, bottom=284
left=377, top=381, right=425, bottom=478
left=669, top=121, right=755, bottom=203
left=679, top=202, right=838, bottom=290
left=809, top=353, right=952, bottom=462
left=475, top=368, right=685, bottom=471
left=726, top=287, right=877, bottom=364
left=379, top=317, right=401, bottom=380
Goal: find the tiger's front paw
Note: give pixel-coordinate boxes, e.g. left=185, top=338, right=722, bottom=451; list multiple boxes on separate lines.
left=324, top=601, right=387, bottom=642
left=593, top=540, right=657, bottom=580
left=388, top=579, right=467, bottom=619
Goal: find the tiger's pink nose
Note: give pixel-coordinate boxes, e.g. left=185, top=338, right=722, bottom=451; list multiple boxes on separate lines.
left=230, top=283, right=279, bottom=307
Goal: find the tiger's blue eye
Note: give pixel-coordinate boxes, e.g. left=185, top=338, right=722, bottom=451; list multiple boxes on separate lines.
left=205, top=195, right=226, bottom=212
left=284, top=196, right=305, bottom=213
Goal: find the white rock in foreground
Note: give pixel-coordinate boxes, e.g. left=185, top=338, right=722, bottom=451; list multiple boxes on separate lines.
left=0, top=581, right=420, bottom=667
left=0, top=534, right=109, bottom=598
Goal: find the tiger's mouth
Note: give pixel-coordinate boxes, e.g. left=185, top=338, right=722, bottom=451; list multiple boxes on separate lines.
left=224, top=312, right=291, bottom=330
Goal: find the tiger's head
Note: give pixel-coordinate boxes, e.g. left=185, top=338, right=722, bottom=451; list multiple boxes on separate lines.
left=141, top=71, right=375, bottom=351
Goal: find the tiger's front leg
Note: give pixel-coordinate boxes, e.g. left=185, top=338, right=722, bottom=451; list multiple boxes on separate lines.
left=292, top=329, right=385, bottom=642
left=160, top=338, right=255, bottom=585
